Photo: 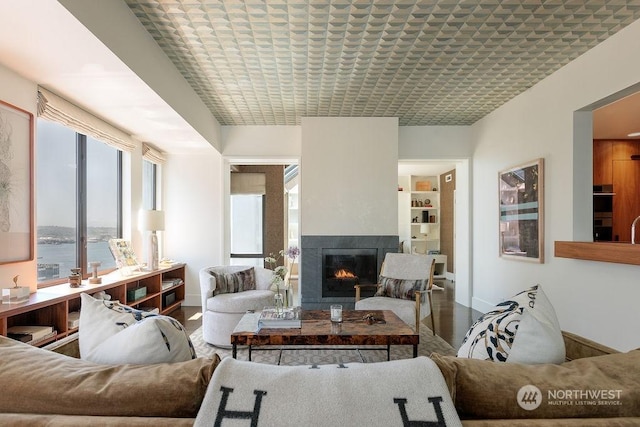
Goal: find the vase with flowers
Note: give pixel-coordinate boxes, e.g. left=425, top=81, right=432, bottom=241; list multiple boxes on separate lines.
left=265, top=245, right=300, bottom=311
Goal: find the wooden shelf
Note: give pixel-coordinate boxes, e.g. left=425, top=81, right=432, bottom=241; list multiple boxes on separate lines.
left=554, top=241, right=640, bottom=265
left=0, top=264, right=186, bottom=346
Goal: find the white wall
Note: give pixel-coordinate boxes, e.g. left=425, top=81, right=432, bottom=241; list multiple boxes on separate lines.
left=163, top=148, right=225, bottom=306
left=470, top=18, right=640, bottom=351
left=300, top=117, right=399, bottom=236
left=399, top=126, right=472, bottom=159
left=222, top=125, right=301, bottom=161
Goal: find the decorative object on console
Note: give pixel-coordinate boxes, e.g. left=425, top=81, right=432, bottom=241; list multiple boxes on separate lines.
left=457, top=284, right=565, bottom=364
left=1, top=275, right=30, bottom=304
left=108, top=239, right=140, bottom=276
left=78, top=293, right=196, bottom=364
left=68, top=268, right=82, bottom=288
left=88, top=261, right=102, bottom=284
left=140, top=209, right=165, bottom=271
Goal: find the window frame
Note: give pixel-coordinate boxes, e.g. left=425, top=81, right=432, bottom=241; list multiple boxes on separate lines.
left=37, top=121, right=123, bottom=288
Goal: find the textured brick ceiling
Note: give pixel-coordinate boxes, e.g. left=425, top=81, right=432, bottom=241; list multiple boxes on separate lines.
left=125, top=1, right=640, bottom=126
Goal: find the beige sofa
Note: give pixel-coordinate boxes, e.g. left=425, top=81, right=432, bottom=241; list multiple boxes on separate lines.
left=0, top=332, right=638, bottom=426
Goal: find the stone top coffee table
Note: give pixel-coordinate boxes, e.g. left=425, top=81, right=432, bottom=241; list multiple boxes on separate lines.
left=230, top=309, right=419, bottom=361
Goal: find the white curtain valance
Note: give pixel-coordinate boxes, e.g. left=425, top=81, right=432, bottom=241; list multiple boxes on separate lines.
left=37, top=87, right=136, bottom=152
left=230, top=172, right=266, bottom=195
left=142, top=143, right=166, bottom=164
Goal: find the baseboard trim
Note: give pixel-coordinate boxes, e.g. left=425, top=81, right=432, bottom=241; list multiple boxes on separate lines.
left=184, top=295, right=201, bottom=307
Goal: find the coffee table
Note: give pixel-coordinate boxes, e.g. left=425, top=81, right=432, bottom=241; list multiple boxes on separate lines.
left=230, top=309, right=419, bottom=361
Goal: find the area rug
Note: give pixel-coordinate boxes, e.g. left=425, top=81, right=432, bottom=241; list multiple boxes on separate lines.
left=189, top=325, right=457, bottom=365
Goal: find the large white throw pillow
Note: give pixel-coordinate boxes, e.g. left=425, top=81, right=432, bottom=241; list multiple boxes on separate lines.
left=457, top=284, right=565, bottom=364
left=79, top=293, right=196, bottom=364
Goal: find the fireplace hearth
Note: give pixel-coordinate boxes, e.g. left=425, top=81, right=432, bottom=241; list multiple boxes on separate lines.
left=301, top=235, right=398, bottom=309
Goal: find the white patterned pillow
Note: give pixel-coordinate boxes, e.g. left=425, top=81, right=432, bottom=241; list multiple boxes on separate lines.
left=79, top=293, right=196, bottom=364
left=457, top=284, right=565, bottom=364
left=211, top=267, right=256, bottom=295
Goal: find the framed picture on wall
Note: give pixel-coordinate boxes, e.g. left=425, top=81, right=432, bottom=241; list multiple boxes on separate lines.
left=0, top=100, right=34, bottom=264
left=499, top=158, right=544, bottom=263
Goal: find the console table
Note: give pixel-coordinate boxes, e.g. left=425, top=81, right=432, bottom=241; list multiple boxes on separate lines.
left=0, top=264, right=185, bottom=347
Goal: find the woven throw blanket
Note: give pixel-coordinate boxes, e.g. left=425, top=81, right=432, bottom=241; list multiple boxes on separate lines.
left=195, top=356, right=462, bottom=427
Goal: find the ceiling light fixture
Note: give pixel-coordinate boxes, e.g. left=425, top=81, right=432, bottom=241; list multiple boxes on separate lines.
left=627, top=132, right=640, bottom=137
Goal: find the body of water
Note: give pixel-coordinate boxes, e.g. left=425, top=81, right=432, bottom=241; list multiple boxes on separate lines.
left=37, top=241, right=117, bottom=281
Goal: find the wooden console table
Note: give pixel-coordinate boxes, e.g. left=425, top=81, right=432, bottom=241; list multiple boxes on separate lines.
left=0, top=264, right=185, bottom=347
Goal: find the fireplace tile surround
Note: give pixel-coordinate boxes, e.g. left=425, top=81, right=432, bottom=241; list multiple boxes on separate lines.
left=300, top=235, right=399, bottom=309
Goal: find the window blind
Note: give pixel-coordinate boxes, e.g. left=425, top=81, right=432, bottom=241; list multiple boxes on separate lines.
left=37, top=87, right=136, bottom=152
left=230, top=172, right=266, bottom=195
left=142, top=143, right=166, bottom=164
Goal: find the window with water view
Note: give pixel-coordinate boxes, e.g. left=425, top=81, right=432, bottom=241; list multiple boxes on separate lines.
left=36, top=119, right=121, bottom=284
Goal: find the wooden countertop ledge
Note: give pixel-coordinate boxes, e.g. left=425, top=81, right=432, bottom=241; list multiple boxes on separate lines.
left=555, top=241, right=640, bottom=266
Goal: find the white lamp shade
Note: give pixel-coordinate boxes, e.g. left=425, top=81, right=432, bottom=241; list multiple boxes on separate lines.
left=140, top=210, right=165, bottom=231
left=420, top=223, right=431, bottom=234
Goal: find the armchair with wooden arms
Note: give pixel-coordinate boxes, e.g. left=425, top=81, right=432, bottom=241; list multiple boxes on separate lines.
left=354, top=253, right=436, bottom=334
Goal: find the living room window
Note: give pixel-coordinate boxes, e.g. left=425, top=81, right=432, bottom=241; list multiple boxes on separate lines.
left=142, top=159, right=158, bottom=210
left=36, top=119, right=122, bottom=286
left=230, top=194, right=265, bottom=267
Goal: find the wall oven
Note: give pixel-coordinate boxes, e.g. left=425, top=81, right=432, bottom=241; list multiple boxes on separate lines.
left=593, top=184, right=614, bottom=241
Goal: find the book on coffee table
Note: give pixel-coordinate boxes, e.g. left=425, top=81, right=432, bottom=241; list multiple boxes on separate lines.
left=258, top=307, right=301, bottom=329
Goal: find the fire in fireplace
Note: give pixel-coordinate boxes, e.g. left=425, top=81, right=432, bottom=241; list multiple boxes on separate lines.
left=322, top=249, right=378, bottom=298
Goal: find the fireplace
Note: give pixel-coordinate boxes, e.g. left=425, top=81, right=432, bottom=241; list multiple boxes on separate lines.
left=322, top=249, right=377, bottom=298
left=300, top=235, right=398, bottom=309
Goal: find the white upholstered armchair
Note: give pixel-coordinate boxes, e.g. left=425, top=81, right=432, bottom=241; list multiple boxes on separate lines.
left=199, top=265, right=275, bottom=347
left=354, top=253, right=436, bottom=334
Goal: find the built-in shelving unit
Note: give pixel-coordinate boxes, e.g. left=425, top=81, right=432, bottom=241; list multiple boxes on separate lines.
left=0, top=264, right=185, bottom=347
left=398, top=175, right=441, bottom=255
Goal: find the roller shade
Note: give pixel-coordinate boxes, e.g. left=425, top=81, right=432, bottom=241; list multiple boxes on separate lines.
left=231, top=172, right=266, bottom=195
left=142, top=143, right=166, bottom=164
left=37, top=87, right=136, bottom=152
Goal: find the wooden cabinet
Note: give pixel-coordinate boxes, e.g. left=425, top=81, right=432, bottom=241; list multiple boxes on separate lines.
left=593, top=140, right=640, bottom=241
left=398, top=175, right=440, bottom=255
left=0, top=264, right=185, bottom=347
left=593, top=140, right=613, bottom=184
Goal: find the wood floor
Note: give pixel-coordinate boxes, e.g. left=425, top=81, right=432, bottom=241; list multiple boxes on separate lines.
left=172, top=279, right=482, bottom=350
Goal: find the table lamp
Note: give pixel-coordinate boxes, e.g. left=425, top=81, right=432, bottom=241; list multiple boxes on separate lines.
left=140, top=209, right=165, bottom=270
left=420, top=223, right=431, bottom=239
